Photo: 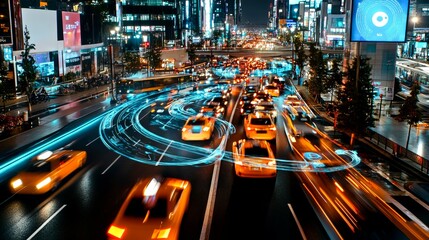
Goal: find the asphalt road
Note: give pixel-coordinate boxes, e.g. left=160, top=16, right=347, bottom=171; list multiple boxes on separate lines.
left=0, top=84, right=428, bottom=240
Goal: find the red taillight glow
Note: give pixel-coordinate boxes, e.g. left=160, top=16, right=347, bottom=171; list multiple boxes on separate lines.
left=107, top=225, right=125, bottom=239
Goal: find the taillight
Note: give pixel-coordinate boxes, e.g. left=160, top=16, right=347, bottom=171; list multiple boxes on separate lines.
left=107, top=225, right=125, bottom=239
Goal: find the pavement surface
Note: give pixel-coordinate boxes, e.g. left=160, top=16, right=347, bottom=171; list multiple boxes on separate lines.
left=0, top=82, right=428, bottom=178
left=0, top=85, right=113, bottom=155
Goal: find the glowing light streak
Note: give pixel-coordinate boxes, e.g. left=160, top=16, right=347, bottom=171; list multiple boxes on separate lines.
left=99, top=91, right=361, bottom=172
left=0, top=113, right=106, bottom=182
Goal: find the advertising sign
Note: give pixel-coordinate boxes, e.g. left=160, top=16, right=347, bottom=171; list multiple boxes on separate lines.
left=350, top=0, right=409, bottom=42
left=62, top=12, right=81, bottom=47
left=0, top=0, right=13, bottom=44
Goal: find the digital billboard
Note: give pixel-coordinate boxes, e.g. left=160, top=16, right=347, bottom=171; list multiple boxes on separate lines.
left=0, top=0, right=13, bottom=44
left=350, top=0, right=409, bottom=42
left=22, top=9, right=57, bottom=52
left=62, top=12, right=81, bottom=47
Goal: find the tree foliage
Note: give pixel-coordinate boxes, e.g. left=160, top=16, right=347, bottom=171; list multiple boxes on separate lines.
left=397, top=81, right=422, bottom=125
left=292, top=32, right=306, bottom=82
left=144, top=47, right=162, bottom=72
left=326, top=59, right=343, bottom=102
left=124, top=52, right=142, bottom=74
left=19, top=26, right=38, bottom=92
left=336, top=56, right=374, bottom=136
left=307, top=44, right=327, bottom=103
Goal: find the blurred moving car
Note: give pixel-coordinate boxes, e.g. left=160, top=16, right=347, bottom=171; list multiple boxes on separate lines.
left=181, top=114, right=215, bottom=141
left=232, top=139, right=276, bottom=178
left=263, top=84, right=280, bottom=97
left=9, top=150, right=87, bottom=194
left=107, top=177, right=191, bottom=240
left=150, top=99, right=173, bottom=114
left=240, top=103, right=255, bottom=117
left=415, top=121, right=429, bottom=130
left=244, top=112, right=276, bottom=140
left=254, top=101, right=278, bottom=120
left=283, top=94, right=301, bottom=106
left=200, top=104, right=224, bottom=118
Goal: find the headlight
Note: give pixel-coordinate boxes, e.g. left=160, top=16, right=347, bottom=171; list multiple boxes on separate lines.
left=11, top=179, right=23, bottom=189
left=36, top=177, right=52, bottom=189
left=182, top=127, right=187, bottom=132
left=203, top=126, right=210, bottom=132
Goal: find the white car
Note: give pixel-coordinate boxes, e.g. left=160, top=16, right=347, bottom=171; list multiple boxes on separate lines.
left=244, top=112, right=276, bottom=140
left=233, top=139, right=277, bottom=178
left=107, top=177, right=191, bottom=240
left=181, top=115, right=215, bottom=141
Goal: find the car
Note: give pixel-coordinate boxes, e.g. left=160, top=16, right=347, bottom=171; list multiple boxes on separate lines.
left=150, top=99, right=173, bottom=114
left=107, top=177, right=191, bottom=240
left=9, top=150, right=87, bottom=194
left=181, top=114, right=215, bottom=141
left=240, top=102, right=255, bottom=117
left=283, top=95, right=301, bottom=106
left=232, top=139, right=276, bottom=178
left=244, top=85, right=258, bottom=95
left=254, top=101, right=278, bottom=120
left=210, top=96, right=229, bottom=106
left=239, top=94, right=253, bottom=106
left=263, top=84, right=280, bottom=97
left=244, top=112, right=276, bottom=140
left=251, top=91, right=272, bottom=104
left=415, top=121, right=429, bottom=130
left=200, top=104, right=224, bottom=118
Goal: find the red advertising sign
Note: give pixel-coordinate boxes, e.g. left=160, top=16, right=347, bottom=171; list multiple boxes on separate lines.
left=62, top=12, right=81, bottom=47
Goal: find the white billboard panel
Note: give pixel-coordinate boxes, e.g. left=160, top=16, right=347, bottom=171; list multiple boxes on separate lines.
left=21, top=8, right=58, bottom=53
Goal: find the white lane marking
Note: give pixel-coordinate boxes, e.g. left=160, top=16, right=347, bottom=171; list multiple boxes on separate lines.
left=27, top=204, right=67, bottom=240
left=200, top=85, right=241, bottom=240
left=156, top=141, right=172, bottom=166
left=86, top=136, right=100, bottom=146
left=288, top=203, right=307, bottom=240
left=101, top=155, right=121, bottom=174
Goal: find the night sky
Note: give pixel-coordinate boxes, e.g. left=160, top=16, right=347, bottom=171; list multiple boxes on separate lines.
left=241, top=0, right=271, bottom=27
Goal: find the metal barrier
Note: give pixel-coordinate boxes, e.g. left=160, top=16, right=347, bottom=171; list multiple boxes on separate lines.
left=367, top=128, right=429, bottom=174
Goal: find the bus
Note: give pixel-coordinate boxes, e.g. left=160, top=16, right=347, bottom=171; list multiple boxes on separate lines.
left=116, top=74, right=193, bottom=94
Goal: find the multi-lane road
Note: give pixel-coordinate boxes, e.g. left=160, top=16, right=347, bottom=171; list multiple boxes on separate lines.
left=1, top=77, right=429, bottom=240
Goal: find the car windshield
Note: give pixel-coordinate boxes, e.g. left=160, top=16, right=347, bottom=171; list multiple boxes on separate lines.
left=250, top=118, right=272, bottom=125
left=125, top=197, right=149, bottom=217
left=187, top=119, right=206, bottom=126
left=265, top=86, right=277, bottom=90
left=26, top=160, right=51, bottom=173
left=245, top=147, right=269, bottom=158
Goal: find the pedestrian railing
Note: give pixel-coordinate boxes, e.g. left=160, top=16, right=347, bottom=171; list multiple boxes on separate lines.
left=366, top=128, right=429, bottom=175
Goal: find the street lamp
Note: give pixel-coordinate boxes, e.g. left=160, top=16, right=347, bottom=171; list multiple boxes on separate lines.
left=412, top=16, right=418, bottom=36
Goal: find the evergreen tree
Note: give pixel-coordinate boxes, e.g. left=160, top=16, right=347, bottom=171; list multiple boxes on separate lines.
left=336, top=56, right=374, bottom=138
left=326, top=59, right=343, bottom=102
left=19, top=26, right=38, bottom=117
left=124, top=52, right=142, bottom=74
left=144, top=47, right=162, bottom=74
left=397, top=81, right=422, bottom=153
left=307, top=44, right=327, bottom=103
left=293, top=33, right=306, bottom=84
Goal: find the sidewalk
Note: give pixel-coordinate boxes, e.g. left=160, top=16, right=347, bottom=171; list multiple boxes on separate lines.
left=0, top=85, right=114, bottom=155
left=296, top=85, right=429, bottom=179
